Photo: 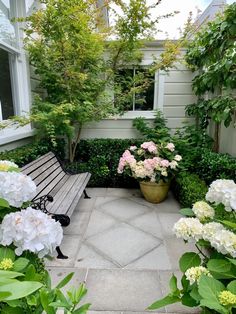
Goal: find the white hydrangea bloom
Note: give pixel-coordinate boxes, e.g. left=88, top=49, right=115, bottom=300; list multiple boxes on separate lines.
left=202, top=222, right=225, bottom=242
left=173, top=218, right=203, bottom=242
left=192, top=201, right=215, bottom=221
left=206, top=179, right=236, bottom=211
left=0, top=172, right=36, bottom=207
left=0, top=160, right=19, bottom=172
left=210, top=229, right=236, bottom=258
left=185, top=266, right=211, bottom=285
left=0, top=207, right=63, bottom=258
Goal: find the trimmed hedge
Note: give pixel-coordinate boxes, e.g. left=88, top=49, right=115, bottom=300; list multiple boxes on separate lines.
left=172, top=172, right=208, bottom=208
left=66, top=138, right=143, bottom=187
left=195, top=148, right=236, bottom=184
left=0, top=139, right=65, bottom=167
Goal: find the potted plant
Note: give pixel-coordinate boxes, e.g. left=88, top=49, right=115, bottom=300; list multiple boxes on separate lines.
left=117, top=141, right=182, bottom=203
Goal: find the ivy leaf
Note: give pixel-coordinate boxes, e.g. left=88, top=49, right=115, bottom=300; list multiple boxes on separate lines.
left=179, top=252, right=201, bottom=273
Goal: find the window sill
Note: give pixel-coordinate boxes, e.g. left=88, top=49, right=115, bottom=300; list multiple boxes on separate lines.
left=106, top=111, right=156, bottom=120
left=0, top=127, right=35, bottom=146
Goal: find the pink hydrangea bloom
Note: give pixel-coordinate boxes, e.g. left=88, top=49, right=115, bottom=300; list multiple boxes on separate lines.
left=160, top=159, right=170, bottom=167
left=141, top=141, right=157, bottom=153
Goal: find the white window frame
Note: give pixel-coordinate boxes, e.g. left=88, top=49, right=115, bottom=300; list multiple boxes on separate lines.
left=118, top=59, right=165, bottom=119
left=0, top=0, right=33, bottom=146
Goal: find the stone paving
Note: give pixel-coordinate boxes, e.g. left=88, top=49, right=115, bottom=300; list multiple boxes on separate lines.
left=46, top=188, right=198, bottom=314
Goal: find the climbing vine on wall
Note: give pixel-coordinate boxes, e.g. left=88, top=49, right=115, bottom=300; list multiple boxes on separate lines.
left=185, top=3, right=236, bottom=152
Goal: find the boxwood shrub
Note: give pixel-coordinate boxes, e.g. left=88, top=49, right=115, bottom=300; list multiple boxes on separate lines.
left=195, top=148, right=236, bottom=184
left=172, top=172, right=208, bottom=208
left=0, top=139, right=65, bottom=167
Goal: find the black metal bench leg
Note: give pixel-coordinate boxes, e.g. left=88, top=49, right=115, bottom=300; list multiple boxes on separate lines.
left=84, top=190, right=91, bottom=199
left=56, top=246, right=68, bottom=259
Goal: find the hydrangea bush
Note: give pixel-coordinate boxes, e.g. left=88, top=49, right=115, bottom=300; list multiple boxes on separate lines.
left=0, top=160, right=89, bottom=313
left=149, top=179, right=236, bottom=314
left=117, top=141, right=182, bottom=183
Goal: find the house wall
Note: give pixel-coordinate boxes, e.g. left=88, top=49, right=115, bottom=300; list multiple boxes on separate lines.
left=81, top=47, right=196, bottom=139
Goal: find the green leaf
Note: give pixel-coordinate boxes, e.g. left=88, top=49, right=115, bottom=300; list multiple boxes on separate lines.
left=0, top=281, right=43, bottom=300
left=13, top=258, right=29, bottom=272
left=198, top=275, right=225, bottom=302
left=181, top=275, right=190, bottom=291
left=207, top=259, right=232, bottom=273
left=190, top=284, right=201, bottom=302
left=0, top=198, right=10, bottom=208
left=181, top=293, right=198, bottom=307
left=148, top=295, right=180, bottom=310
left=0, top=247, right=15, bottom=262
left=56, top=272, right=74, bottom=289
left=74, top=303, right=91, bottom=314
left=200, top=299, right=228, bottom=314
left=180, top=208, right=195, bottom=217
left=220, top=220, right=236, bottom=230
left=26, top=294, right=38, bottom=306
left=0, top=270, right=23, bottom=279
left=40, top=289, right=55, bottom=314
left=1, top=306, right=25, bottom=314
left=227, top=280, right=236, bottom=294
left=169, top=274, right=178, bottom=293
left=179, top=252, right=201, bottom=273
left=0, top=291, right=12, bottom=301
left=227, top=258, right=236, bottom=266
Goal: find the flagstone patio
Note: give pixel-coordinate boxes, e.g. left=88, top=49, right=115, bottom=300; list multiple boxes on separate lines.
left=46, top=188, right=199, bottom=314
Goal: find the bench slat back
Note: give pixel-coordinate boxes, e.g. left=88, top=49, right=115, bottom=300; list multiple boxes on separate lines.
left=21, top=152, right=66, bottom=199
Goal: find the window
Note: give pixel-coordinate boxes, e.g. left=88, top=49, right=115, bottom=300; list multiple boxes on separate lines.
left=0, top=48, right=14, bottom=119
left=114, top=67, right=155, bottom=111
left=0, top=0, right=32, bottom=144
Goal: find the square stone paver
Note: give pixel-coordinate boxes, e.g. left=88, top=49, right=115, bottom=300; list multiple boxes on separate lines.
left=99, top=198, right=151, bottom=221
left=157, top=213, right=182, bottom=238
left=46, top=235, right=82, bottom=267
left=130, top=211, right=163, bottom=238
left=84, top=269, right=163, bottom=312
left=75, top=244, right=118, bottom=268
left=86, top=223, right=161, bottom=267
left=84, top=210, right=117, bottom=238
left=125, top=244, right=171, bottom=270
left=64, top=211, right=91, bottom=235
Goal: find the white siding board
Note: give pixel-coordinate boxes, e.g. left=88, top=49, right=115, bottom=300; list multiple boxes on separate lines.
left=164, top=95, right=197, bottom=106
left=164, top=106, right=186, bottom=118
left=167, top=117, right=194, bottom=129
left=164, top=83, right=193, bottom=95
left=165, top=71, right=195, bottom=83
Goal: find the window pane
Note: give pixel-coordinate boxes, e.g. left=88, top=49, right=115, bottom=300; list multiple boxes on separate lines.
left=134, top=69, right=154, bottom=111
left=0, top=48, right=14, bottom=119
left=0, top=0, right=17, bottom=47
left=114, top=69, right=134, bottom=111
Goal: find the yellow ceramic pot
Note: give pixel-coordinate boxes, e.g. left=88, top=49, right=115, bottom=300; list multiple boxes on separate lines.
left=139, top=180, right=170, bottom=204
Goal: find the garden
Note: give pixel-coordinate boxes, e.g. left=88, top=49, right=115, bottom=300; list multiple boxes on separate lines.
left=0, top=0, right=236, bottom=313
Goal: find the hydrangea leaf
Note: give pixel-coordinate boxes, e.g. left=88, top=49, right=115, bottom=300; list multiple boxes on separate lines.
left=198, top=275, right=225, bottom=302
left=148, top=295, right=180, bottom=310
left=0, top=247, right=15, bottom=262
left=0, top=198, right=10, bottom=208
left=207, top=259, right=232, bottom=273
left=13, top=258, right=29, bottom=272
left=0, top=281, right=43, bottom=300
left=227, top=280, right=236, bottom=294
left=179, top=252, right=201, bottom=273
left=180, top=208, right=195, bottom=217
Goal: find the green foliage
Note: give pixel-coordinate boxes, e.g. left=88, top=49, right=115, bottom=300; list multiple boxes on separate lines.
left=0, top=139, right=65, bottom=167
left=172, top=172, right=208, bottom=208
left=132, top=110, right=171, bottom=143
left=65, top=138, right=143, bottom=187
left=186, top=3, right=236, bottom=93
left=194, top=149, right=236, bottom=184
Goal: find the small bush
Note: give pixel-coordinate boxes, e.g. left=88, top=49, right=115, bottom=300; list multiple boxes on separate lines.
left=195, top=149, right=236, bottom=184
left=0, top=139, right=65, bottom=167
left=66, top=138, right=143, bottom=187
left=172, top=172, right=208, bottom=208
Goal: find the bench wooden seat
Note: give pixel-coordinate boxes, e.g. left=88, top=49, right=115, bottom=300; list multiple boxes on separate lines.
left=21, top=151, right=91, bottom=258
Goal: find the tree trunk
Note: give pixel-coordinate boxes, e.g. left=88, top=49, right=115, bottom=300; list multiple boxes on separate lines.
left=213, top=122, right=221, bottom=153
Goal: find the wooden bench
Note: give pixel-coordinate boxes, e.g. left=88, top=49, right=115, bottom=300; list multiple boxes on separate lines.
left=21, top=151, right=91, bottom=258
